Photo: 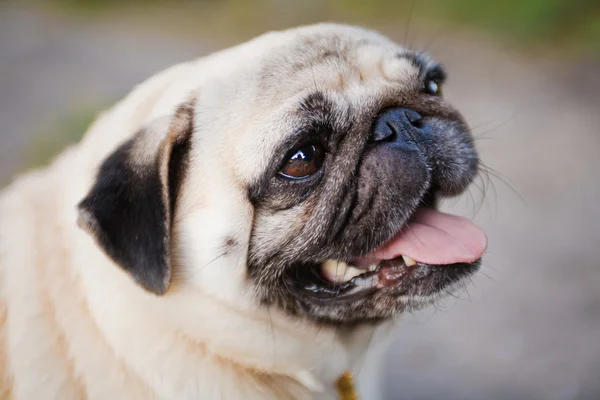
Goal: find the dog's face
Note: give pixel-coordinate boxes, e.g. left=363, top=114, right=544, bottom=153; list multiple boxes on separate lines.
left=78, top=24, right=486, bottom=327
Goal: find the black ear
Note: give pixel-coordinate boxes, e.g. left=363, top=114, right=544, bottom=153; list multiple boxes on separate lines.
left=78, top=101, right=195, bottom=294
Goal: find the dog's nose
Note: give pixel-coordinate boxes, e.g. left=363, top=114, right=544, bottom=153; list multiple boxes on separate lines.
left=370, top=108, right=427, bottom=144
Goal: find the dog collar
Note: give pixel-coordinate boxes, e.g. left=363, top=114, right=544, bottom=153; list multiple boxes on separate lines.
left=335, top=370, right=358, bottom=400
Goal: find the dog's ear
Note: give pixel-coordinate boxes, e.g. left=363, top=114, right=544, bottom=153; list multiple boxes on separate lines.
left=78, top=101, right=195, bottom=295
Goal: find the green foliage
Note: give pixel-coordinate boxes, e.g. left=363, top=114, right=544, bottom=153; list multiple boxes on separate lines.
left=43, top=0, right=599, bottom=54
left=427, top=0, right=600, bottom=50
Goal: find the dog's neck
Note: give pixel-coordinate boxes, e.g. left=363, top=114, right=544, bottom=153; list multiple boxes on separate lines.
left=71, top=230, right=378, bottom=397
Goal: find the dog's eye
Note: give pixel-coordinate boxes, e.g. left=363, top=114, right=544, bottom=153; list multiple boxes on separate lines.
left=425, top=79, right=442, bottom=96
left=279, top=143, right=325, bottom=179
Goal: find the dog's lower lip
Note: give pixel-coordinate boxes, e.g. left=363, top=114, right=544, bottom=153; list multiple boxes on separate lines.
left=296, top=257, right=421, bottom=302
left=293, top=258, right=479, bottom=304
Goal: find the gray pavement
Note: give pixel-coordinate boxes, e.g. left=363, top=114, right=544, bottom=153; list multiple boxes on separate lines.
left=1, top=6, right=599, bottom=400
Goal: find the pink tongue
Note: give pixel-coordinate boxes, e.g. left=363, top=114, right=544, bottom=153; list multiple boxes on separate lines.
left=356, top=208, right=487, bottom=266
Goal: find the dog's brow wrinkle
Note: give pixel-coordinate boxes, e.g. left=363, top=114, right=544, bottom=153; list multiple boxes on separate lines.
left=396, top=50, right=430, bottom=76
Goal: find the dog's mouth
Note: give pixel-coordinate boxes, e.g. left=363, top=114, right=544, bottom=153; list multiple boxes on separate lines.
left=290, top=203, right=487, bottom=304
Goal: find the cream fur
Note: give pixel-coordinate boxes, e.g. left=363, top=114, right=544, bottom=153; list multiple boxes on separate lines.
left=0, top=24, right=420, bottom=399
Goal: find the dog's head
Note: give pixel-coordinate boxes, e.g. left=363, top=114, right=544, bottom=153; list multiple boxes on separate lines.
left=78, top=24, right=486, bottom=327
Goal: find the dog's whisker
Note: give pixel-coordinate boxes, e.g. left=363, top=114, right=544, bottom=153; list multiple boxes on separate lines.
left=186, top=252, right=227, bottom=279
left=352, top=325, right=377, bottom=379
left=268, top=307, right=277, bottom=369
left=479, top=162, right=526, bottom=205
left=465, top=182, right=486, bottom=217
left=334, top=260, right=346, bottom=300
left=403, top=0, right=417, bottom=50
left=406, top=223, right=426, bottom=247
left=464, top=186, right=479, bottom=218
left=421, top=26, right=450, bottom=54
left=477, top=165, right=498, bottom=213
left=471, top=113, right=515, bottom=137
left=477, top=268, right=496, bottom=283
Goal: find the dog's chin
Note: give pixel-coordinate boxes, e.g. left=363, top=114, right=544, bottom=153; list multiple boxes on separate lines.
left=281, top=199, right=482, bottom=326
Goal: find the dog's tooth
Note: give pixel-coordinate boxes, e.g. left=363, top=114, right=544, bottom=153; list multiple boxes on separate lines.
left=367, top=264, right=378, bottom=272
left=343, top=266, right=364, bottom=282
left=321, top=261, right=367, bottom=283
left=321, top=260, right=349, bottom=283
left=402, top=255, right=417, bottom=267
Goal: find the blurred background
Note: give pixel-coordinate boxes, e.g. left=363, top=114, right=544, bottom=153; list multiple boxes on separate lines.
left=1, top=0, right=599, bottom=399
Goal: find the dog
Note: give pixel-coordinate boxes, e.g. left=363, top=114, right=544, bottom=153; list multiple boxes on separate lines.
left=0, top=24, right=487, bottom=399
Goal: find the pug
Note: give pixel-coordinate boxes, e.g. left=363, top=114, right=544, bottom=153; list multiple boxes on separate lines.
left=0, top=23, right=487, bottom=399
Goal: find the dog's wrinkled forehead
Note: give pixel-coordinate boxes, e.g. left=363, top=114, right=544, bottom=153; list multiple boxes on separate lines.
left=258, top=28, right=428, bottom=98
